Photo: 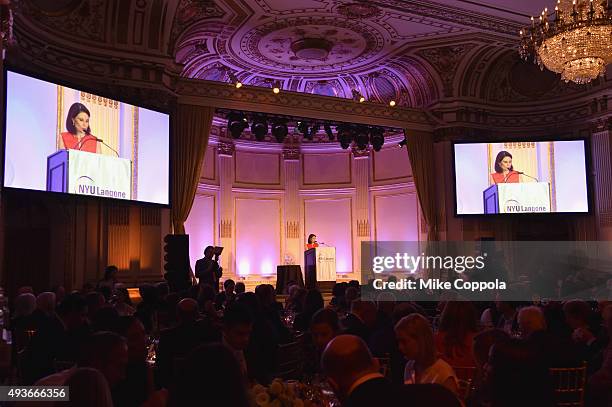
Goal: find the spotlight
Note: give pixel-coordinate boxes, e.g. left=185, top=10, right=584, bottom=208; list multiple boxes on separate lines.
left=389, top=100, right=396, bottom=107
left=272, top=81, right=281, bottom=94
left=229, top=72, right=242, bottom=89
left=227, top=112, right=248, bottom=138
left=251, top=116, right=268, bottom=141
left=271, top=120, right=288, bottom=143
left=355, top=126, right=370, bottom=150
left=309, top=124, right=320, bottom=139
left=352, top=89, right=366, bottom=103
left=370, top=127, right=384, bottom=152
left=337, top=125, right=354, bottom=149
left=324, top=124, right=335, bottom=141
left=297, top=121, right=310, bottom=140
left=398, top=136, right=407, bottom=148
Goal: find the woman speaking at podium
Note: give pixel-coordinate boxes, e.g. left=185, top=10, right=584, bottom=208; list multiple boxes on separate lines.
left=305, top=234, right=319, bottom=250
left=60, top=102, right=99, bottom=154
left=489, top=150, right=520, bottom=185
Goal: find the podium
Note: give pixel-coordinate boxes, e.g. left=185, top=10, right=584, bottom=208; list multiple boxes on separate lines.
left=483, top=182, right=551, bottom=214
left=46, top=150, right=132, bottom=200
left=304, top=247, right=337, bottom=289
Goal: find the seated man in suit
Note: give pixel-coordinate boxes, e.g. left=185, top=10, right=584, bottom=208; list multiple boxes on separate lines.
left=156, top=298, right=220, bottom=387
left=321, top=334, right=402, bottom=407
left=342, top=300, right=378, bottom=344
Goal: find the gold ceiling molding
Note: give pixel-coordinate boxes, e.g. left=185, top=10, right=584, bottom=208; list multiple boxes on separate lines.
left=176, top=78, right=433, bottom=130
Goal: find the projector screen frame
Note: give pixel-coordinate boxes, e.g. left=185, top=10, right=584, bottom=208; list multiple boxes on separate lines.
left=451, top=136, right=593, bottom=218
left=1, top=65, right=173, bottom=208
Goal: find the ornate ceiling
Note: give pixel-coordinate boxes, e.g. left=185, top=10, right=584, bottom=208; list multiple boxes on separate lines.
left=173, top=0, right=557, bottom=107
left=9, top=0, right=609, bottom=117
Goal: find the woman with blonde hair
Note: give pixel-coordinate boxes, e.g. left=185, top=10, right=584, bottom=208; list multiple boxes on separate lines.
left=395, top=313, right=458, bottom=394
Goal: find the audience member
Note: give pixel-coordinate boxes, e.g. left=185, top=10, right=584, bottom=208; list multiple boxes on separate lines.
left=222, top=302, right=254, bottom=382
left=435, top=301, right=478, bottom=367
left=64, top=367, right=114, bottom=407
left=395, top=314, right=458, bottom=394
left=343, top=300, right=377, bottom=343
left=322, top=335, right=401, bottom=407
left=169, top=343, right=250, bottom=407
left=215, top=278, right=236, bottom=310
left=235, top=281, right=246, bottom=295
left=586, top=304, right=612, bottom=407
left=484, top=338, right=555, bottom=407
left=112, top=316, right=156, bottom=407
left=97, top=265, right=118, bottom=294
left=156, top=298, right=220, bottom=387
left=113, top=286, right=135, bottom=316
left=293, top=288, right=324, bottom=332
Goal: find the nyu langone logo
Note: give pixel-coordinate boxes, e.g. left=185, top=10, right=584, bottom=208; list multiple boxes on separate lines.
left=75, top=176, right=127, bottom=199
left=317, top=254, right=335, bottom=262
left=504, top=199, right=547, bottom=213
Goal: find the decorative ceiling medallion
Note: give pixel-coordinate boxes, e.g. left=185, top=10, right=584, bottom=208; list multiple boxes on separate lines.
left=290, top=38, right=333, bottom=60
left=337, top=2, right=382, bottom=19
left=237, top=16, right=384, bottom=74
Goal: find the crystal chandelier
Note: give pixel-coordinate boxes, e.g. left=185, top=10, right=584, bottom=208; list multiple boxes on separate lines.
left=519, top=0, right=612, bottom=84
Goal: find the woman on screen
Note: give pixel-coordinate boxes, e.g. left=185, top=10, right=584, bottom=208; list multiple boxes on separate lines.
left=490, top=150, right=520, bottom=184
left=61, top=103, right=99, bottom=153
left=305, top=234, right=319, bottom=250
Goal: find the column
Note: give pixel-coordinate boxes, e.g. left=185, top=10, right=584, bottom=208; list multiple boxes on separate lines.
left=283, top=146, right=301, bottom=267
left=352, top=146, right=371, bottom=282
left=592, top=128, right=612, bottom=240
left=218, top=139, right=235, bottom=276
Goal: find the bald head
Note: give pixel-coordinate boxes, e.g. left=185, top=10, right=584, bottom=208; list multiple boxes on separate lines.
left=177, top=298, right=199, bottom=323
left=322, top=335, right=378, bottom=398
left=518, top=306, right=546, bottom=337
left=37, top=292, right=56, bottom=315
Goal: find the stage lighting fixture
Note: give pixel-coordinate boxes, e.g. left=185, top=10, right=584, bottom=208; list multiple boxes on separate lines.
left=227, top=112, right=248, bottom=138
left=370, top=127, right=385, bottom=152
left=324, top=124, right=335, bottom=141
left=309, top=124, right=320, bottom=140
left=352, top=89, right=366, bottom=103
left=354, top=126, right=370, bottom=150
left=251, top=116, right=268, bottom=141
left=272, top=81, right=281, bottom=94
left=398, top=136, right=407, bottom=148
left=389, top=100, right=396, bottom=107
left=271, top=120, right=289, bottom=143
left=337, top=125, right=354, bottom=149
left=229, top=72, right=242, bottom=89
left=297, top=121, right=310, bottom=140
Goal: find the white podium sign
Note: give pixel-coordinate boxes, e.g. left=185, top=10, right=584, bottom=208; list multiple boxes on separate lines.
left=497, top=182, right=551, bottom=213
left=47, top=150, right=132, bottom=200
left=316, top=247, right=337, bottom=281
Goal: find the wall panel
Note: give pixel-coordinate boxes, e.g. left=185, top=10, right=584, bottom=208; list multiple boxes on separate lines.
left=235, top=197, right=281, bottom=276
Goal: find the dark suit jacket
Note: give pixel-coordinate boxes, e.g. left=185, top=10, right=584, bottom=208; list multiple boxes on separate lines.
left=526, top=330, right=582, bottom=368
left=342, top=313, right=371, bottom=343
left=156, top=318, right=221, bottom=387
left=344, top=377, right=402, bottom=407
left=195, top=257, right=222, bottom=291
left=397, top=383, right=462, bottom=407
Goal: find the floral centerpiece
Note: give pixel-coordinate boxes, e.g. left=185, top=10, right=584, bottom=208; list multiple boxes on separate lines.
left=251, top=378, right=321, bottom=407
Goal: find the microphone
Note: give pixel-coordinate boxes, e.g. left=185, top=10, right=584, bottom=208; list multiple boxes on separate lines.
left=502, top=171, right=517, bottom=183
left=94, top=137, right=120, bottom=157
left=517, top=171, right=539, bottom=182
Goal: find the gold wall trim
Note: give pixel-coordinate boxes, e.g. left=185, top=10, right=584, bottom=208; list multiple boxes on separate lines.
left=56, top=85, right=64, bottom=150
left=549, top=142, right=557, bottom=212
left=132, top=106, right=139, bottom=200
